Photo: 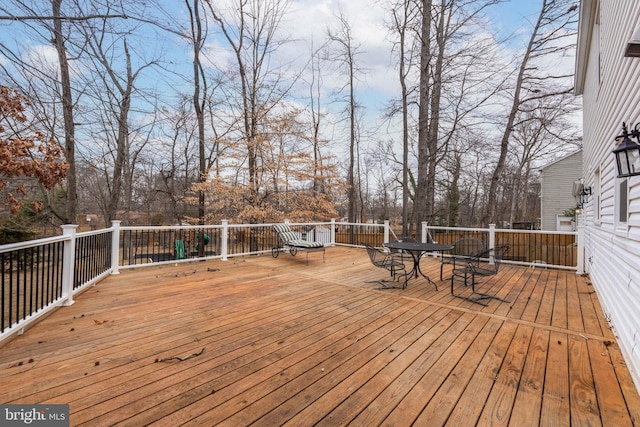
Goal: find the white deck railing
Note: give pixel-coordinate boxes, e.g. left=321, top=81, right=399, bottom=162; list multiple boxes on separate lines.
left=0, top=220, right=582, bottom=342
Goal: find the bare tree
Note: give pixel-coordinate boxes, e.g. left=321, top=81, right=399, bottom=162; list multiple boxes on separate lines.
left=387, top=0, right=419, bottom=235
left=51, top=0, right=78, bottom=223
left=0, top=0, right=127, bottom=224
left=205, top=0, right=293, bottom=223
left=80, top=27, right=157, bottom=222
left=185, top=0, right=209, bottom=255
left=156, top=98, right=199, bottom=224
left=482, top=0, right=578, bottom=225
left=326, top=11, right=363, bottom=224
left=411, top=0, right=434, bottom=233
left=307, top=39, right=331, bottom=195
left=410, top=0, right=508, bottom=229
left=507, top=93, right=580, bottom=225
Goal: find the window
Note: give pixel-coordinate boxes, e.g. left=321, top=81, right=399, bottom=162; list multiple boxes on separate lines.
left=616, top=178, right=628, bottom=226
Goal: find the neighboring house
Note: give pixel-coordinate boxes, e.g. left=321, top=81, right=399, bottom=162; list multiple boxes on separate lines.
left=539, top=150, right=583, bottom=231
left=575, top=0, right=640, bottom=391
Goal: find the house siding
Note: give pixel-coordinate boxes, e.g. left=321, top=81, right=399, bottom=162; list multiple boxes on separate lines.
left=576, top=0, right=640, bottom=391
left=539, top=151, right=583, bottom=231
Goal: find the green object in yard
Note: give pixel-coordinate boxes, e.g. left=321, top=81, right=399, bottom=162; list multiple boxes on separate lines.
left=196, top=232, right=211, bottom=245
left=175, top=240, right=185, bottom=259
left=195, top=233, right=211, bottom=251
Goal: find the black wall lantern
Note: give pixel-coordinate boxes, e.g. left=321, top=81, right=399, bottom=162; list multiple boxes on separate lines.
left=613, top=122, right=640, bottom=177
left=573, top=180, right=592, bottom=209
left=577, top=186, right=592, bottom=209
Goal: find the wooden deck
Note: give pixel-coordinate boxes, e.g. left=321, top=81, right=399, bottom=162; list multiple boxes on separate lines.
left=1, top=247, right=639, bottom=426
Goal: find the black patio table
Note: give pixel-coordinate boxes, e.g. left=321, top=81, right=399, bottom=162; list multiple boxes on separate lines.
left=383, top=241, right=454, bottom=290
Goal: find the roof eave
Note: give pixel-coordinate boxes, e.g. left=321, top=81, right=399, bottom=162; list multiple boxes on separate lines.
left=575, top=0, right=597, bottom=95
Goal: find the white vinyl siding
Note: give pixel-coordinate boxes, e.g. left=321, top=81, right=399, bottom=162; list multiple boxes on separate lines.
left=576, top=0, right=640, bottom=391
left=539, top=151, right=583, bottom=231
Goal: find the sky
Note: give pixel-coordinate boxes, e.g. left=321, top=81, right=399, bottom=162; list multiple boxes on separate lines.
left=281, top=0, right=548, bottom=103
left=143, top=0, right=556, bottom=104
left=0, top=0, right=577, bottom=159
left=274, top=0, right=575, bottom=147
left=284, top=0, right=565, bottom=105
left=0, top=0, right=555, bottom=109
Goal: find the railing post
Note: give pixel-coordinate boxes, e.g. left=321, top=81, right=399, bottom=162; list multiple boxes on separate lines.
left=61, top=225, right=77, bottom=306
left=221, top=220, right=229, bottom=261
left=489, top=224, right=496, bottom=265
left=576, top=225, right=585, bottom=275
left=111, top=220, right=121, bottom=275
left=421, top=222, right=428, bottom=243
left=384, top=220, right=390, bottom=244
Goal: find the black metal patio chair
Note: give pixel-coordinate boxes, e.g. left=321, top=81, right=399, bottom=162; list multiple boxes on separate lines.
left=365, top=245, right=410, bottom=290
left=450, top=245, right=510, bottom=306
left=440, top=237, right=486, bottom=280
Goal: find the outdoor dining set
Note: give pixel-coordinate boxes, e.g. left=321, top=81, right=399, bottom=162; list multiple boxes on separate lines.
left=365, top=237, right=510, bottom=306
left=270, top=222, right=509, bottom=307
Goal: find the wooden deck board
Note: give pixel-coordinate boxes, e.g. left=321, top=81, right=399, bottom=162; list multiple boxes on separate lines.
left=568, top=335, right=601, bottom=426
left=477, top=324, right=534, bottom=426
left=566, top=271, right=585, bottom=333
left=246, top=305, right=445, bottom=426
left=315, top=311, right=475, bottom=426
left=551, top=269, right=568, bottom=330
left=140, top=299, right=430, bottom=426
left=409, top=317, right=504, bottom=426
left=0, top=247, right=638, bottom=426
left=508, top=328, right=549, bottom=427
left=540, top=331, right=570, bottom=426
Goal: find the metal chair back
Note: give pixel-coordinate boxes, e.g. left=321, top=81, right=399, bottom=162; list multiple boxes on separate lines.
left=440, top=237, right=486, bottom=280
left=364, top=245, right=409, bottom=290
left=450, top=245, right=510, bottom=306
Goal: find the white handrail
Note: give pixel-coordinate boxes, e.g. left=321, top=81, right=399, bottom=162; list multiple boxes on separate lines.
left=0, top=219, right=583, bottom=343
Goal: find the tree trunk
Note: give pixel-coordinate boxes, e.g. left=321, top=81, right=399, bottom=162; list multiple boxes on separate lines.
left=448, top=153, right=462, bottom=226
left=482, top=0, right=546, bottom=225
left=52, top=0, right=77, bottom=224
left=411, top=0, right=433, bottom=232
left=106, top=41, right=132, bottom=223
left=348, top=49, right=357, bottom=224
left=188, top=0, right=207, bottom=255
left=425, top=0, right=447, bottom=224
left=392, top=2, right=411, bottom=237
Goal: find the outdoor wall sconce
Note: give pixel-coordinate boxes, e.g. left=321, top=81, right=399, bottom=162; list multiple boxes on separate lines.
left=613, top=122, right=640, bottom=177
left=572, top=180, right=592, bottom=209
left=577, top=186, right=592, bottom=209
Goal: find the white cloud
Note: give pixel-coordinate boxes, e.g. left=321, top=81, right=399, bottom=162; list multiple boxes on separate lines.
left=282, top=0, right=393, bottom=90
left=19, top=43, right=86, bottom=80
left=23, top=44, right=59, bottom=75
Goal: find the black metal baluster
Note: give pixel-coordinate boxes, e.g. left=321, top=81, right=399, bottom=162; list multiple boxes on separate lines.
left=1, top=253, right=6, bottom=332
left=28, top=246, right=34, bottom=316
left=55, top=241, right=63, bottom=299
left=21, top=249, right=27, bottom=324
left=9, top=252, right=14, bottom=329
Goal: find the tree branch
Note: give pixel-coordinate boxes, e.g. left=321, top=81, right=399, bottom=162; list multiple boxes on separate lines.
left=0, top=14, right=127, bottom=21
